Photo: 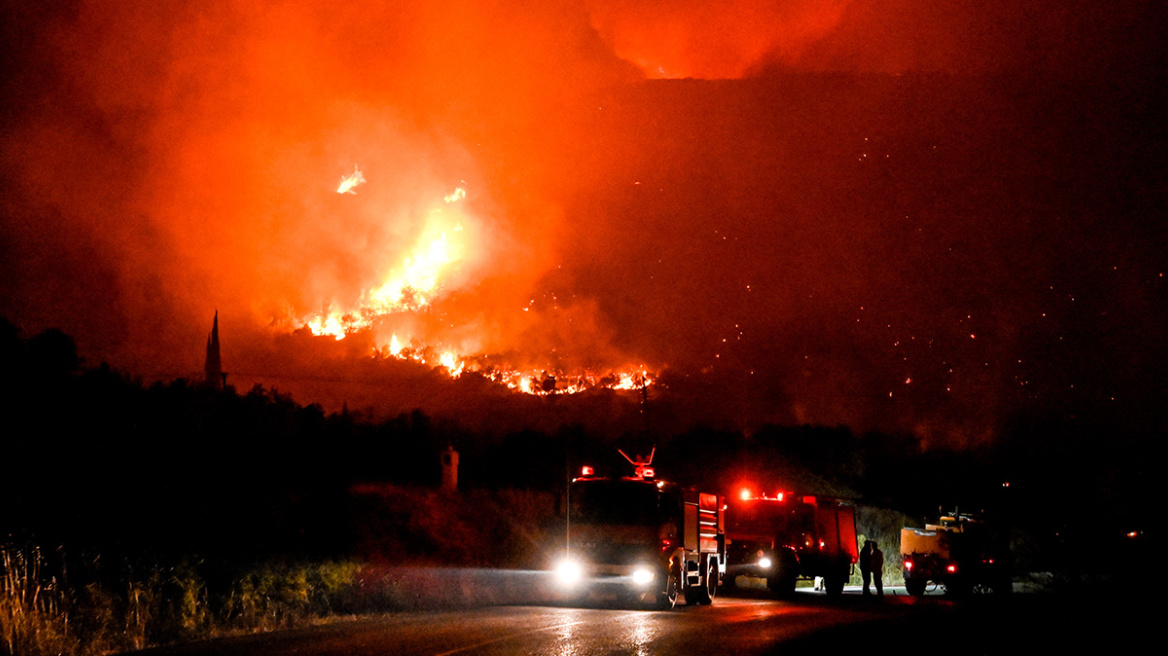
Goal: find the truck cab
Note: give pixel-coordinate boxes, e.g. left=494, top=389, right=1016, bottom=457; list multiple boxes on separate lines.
left=553, top=468, right=725, bottom=609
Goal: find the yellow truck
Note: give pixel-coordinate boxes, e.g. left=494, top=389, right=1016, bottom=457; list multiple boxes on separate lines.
left=901, top=512, right=1011, bottom=596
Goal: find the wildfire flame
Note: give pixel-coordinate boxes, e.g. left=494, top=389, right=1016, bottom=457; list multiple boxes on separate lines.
left=444, top=186, right=466, bottom=204
left=370, top=336, right=655, bottom=396
left=307, top=185, right=469, bottom=339
left=336, top=165, right=366, bottom=194
left=302, top=178, right=653, bottom=396
left=366, top=224, right=462, bottom=313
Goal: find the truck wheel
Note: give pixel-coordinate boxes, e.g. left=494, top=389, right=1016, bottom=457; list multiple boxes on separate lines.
left=942, top=578, right=969, bottom=597
left=767, top=550, right=798, bottom=597
left=686, top=559, right=717, bottom=605
left=824, top=564, right=848, bottom=597
left=824, top=575, right=844, bottom=597
left=656, top=566, right=680, bottom=610
left=993, top=575, right=1013, bottom=596
left=905, top=577, right=927, bottom=596
left=682, top=555, right=714, bottom=602
left=767, top=574, right=796, bottom=596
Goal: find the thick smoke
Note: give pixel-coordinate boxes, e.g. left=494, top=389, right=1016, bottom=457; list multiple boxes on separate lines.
left=584, top=0, right=852, bottom=78
left=2, top=0, right=1162, bottom=442
left=1, top=0, right=642, bottom=375
left=583, top=0, right=1157, bottom=80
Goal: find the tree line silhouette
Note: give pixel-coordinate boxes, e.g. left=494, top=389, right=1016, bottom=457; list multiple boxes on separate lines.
left=2, top=317, right=1147, bottom=577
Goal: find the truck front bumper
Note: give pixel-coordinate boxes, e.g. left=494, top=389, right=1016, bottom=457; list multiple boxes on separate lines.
left=553, top=557, right=665, bottom=598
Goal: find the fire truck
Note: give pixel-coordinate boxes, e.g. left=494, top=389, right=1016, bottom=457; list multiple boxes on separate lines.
left=552, top=450, right=726, bottom=609
left=724, top=490, right=859, bottom=596
left=900, top=511, right=1011, bottom=596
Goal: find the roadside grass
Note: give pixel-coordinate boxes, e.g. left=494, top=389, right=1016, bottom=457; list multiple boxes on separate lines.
left=1, top=545, right=76, bottom=656
left=854, top=506, right=911, bottom=587
left=1, top=485, right=559, bottom=655
left=1, top=545, right=370, bottom=656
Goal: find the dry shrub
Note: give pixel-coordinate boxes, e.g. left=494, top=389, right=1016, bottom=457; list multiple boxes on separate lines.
left=0, top=545, right=77, bottom=656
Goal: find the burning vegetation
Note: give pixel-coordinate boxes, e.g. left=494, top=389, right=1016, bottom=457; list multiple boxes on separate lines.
left=300, top=174, right=653, bottom=396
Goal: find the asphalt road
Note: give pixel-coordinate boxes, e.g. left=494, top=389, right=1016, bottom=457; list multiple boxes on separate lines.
left=127, top=586, right=1148, bottom=656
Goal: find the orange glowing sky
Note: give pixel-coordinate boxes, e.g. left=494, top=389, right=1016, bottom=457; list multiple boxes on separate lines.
left=1, top=0, right=1163, bottom=440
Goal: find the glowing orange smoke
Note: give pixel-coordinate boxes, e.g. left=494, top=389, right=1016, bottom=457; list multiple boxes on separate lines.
left=584, top=0, right=852, bottom=79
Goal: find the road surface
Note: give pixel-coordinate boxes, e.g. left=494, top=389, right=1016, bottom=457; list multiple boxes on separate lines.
left=126, top=586, right=1146, bottom=655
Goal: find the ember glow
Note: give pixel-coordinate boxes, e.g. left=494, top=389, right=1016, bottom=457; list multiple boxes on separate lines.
left=336, top=165, right=365, bottom=195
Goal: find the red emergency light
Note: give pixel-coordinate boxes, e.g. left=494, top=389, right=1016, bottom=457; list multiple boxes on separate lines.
left=738, top=488, right=789, bottom=502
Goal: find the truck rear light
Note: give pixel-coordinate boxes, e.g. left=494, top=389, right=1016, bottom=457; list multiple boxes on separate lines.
left=904, top=559, right=913, bottom=571
left=660, top=537, right=675, bottom=552
left=946, top=563, right=958, bottom=574
left=580, top=466, right=594, bottom=477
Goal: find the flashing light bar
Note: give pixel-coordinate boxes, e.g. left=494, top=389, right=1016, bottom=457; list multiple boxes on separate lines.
left=737, top=489, right=790, bottom=502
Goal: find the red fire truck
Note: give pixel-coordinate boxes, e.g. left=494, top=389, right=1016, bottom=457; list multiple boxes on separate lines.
left=552, top=450, right=726, bottom=609
left=725, top=489, right=858, bottom=596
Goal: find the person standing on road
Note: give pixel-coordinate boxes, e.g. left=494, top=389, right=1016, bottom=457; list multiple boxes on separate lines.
left=871, top=541, right=885, bottom=597
left=860, top=540, right=873, bottom=595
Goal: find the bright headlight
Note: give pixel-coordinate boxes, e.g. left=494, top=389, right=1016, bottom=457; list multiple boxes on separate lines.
left=758, top=557, right=773, bottom=569
left=555, top=558, right=584, bottom=587
left=631, top=567, right=655, bottom=586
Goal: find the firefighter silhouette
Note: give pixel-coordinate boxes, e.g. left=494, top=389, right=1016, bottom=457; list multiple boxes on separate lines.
left=861, top=540, right=874, bottom=594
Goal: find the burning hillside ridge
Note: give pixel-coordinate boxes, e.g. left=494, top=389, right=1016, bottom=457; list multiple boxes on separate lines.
left=288, top=169, right=653, bottom=396
left=4, top=0, right=1160, bottom=441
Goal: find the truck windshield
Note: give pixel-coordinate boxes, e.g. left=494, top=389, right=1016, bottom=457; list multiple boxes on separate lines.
left=570, top=480, right=668, bottom=525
